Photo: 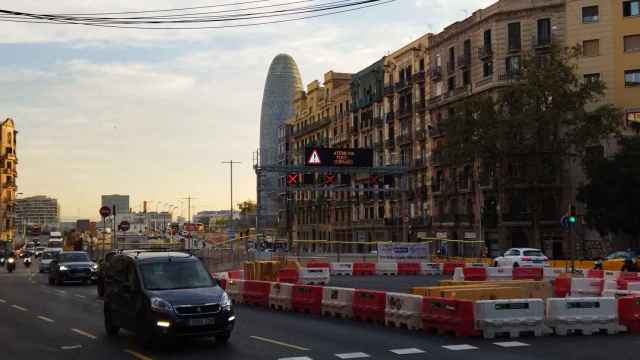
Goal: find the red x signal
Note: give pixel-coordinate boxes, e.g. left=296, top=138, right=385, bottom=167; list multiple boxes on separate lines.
left=287, top=173, right=299, bottom=185
left=324, top=173, right=336, bottom=185
left=369, top=174, right=379, bottom=185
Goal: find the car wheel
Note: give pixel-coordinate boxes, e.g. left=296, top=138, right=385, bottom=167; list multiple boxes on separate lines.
left=104, top=305, right=120, bottom=336
left=216, top=332, right=232, bottom=344
left=513, top=262, right=520, bottom=268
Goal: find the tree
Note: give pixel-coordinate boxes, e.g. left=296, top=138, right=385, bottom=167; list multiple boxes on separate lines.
left=237, top=200, right=257, bottom=216
left=442, top=46, right=621, bottom=246
left=577, top=136, right=640, bottom=238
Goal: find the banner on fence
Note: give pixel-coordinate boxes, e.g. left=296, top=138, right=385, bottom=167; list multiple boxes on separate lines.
left=377, top=242, right=431, bottom=262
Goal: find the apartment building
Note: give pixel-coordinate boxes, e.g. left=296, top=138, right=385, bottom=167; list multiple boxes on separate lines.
left=16, top=195, right=60, bottom=231
left=0, top=118, right=17, bottom=241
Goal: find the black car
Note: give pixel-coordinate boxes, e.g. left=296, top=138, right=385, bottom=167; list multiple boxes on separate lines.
left=103, top=251, right=234, bottom=345
left=48, top=251, right=98, bottom=285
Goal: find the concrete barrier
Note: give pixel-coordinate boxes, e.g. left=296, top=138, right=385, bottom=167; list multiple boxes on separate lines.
left=299, top=268, right=330, bottom=285
left=268, top=282, right=293, bottom=311
left=384, top=292, right=423, bottom=330
left=322, top=286, right=354, bottom=319
left=330, top=262, right=353, bottom=276
left=546, top=297, right=622, bottom=335
left=376, top=262, right=398, bottom=276
left=475, top=298, right=547, bottom=338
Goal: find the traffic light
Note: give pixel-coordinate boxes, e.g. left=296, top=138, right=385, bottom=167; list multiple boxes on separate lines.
left=568, top=205, right=577, bottom=223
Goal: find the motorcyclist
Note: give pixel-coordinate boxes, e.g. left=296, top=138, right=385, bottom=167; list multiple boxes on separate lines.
left=593, top=258, right=603, bottom=270
left=6, top=251, right=16, bottom=272
left=621, top=254, right=638, bottom=272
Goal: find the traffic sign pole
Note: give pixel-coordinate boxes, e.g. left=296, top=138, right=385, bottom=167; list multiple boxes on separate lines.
left=99, top=206, right=111, bottom=260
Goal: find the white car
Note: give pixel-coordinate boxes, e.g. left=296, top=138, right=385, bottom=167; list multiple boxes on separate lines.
left=493, top=248, right=549, bottom=267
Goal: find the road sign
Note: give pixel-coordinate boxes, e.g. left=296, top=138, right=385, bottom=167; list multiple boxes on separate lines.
left=119, top=221, right=130, bottom=232
left=99, top=206, right=111, bottom=218
left=304, top=148, right=373, bottom=167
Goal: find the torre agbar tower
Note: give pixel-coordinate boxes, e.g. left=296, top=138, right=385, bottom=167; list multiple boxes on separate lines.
left=258, top=54, right=303, bottom=231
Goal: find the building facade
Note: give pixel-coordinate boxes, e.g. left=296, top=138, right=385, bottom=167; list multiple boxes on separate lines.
left=16, top=195, right=60, bottom=232
left=0, top=118, right=17, bottom=241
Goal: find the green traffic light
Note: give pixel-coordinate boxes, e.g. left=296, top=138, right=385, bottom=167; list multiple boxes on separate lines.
left=568, top=216, right=576, bottom=223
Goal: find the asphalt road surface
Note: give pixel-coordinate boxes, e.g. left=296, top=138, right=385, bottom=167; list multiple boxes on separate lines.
left=1, top=264, right=640, bottom=360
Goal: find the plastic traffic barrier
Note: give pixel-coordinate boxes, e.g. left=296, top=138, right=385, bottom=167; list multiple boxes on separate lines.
left=352, top=289, right=386, bottom=323
left=513, top=267, right=543, bottom=281
left=385, top=293, right=423, bottom=330
left=217, top=278, right=228, bottom=290
left=462, top=267, right=488, bottom=281
left=376, top=262, right=398, bottom=276
left=443, top=261, right=465, bottom=275
left=330, top=262, right=353, bottom=276
left=226, top=279, right=245, bottom=304
left=322, top=286, right=354, bottom=318
left=546, top=297, right=622, bottom=335
left=397, top=262, right=421, bottom=275
left=228, top=270, right=244, bottom=279
left=353, top=262, right=376, bottom=276
left=487, top=267, right=513, bottom=280
left=604, top=279, right=619, bottom=291
left=554, top=277, right=571, bottom=297
left=618, top=296, right=640, bottom=333
left=604, top=270, right=620, bottom=281
left=291, top=285, right=323, bottom=315
left=570, top=278, right=604, bottom=297
left=628, top=282, right=640, bottom=291
left=306, top=261, right=330, bottom=269
left=587, top=269, right=604, bottom=278
left=277, top=268, right=299, bottom=284
left=269, top=282, right=293, bottom=311
left=602, top=290, right=640, bottom=298
left=299, top=268, right=330, bottom=285
left=475, top=299, right=547, bottom=338
left=420, top=262, right=443, bottom=275
left=617, top=273, right=640, bottom=290
left=453, top=267, right=464, bottom=281
left=242, top=280, right=271, bottom=307
left=544, top=267, right=564, bottom=280
left=421, top=297, right=479, bottom=337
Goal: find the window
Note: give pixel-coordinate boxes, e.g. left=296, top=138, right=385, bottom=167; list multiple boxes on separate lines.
left=627, top=111, right=640, bottom=127
left=483, top=61, right=493, bottom=77
left=508, top=22, right=521, bottom=51
left=623, top=0, right=640, bottom=17
left=506, top=56, right=521, bottom=75
left=537, top=18, right=551, bottom=45
left=582, top=39, right=600, bottom=57
left=463, top=70, right=470, bottom=86
left=625, top=69, right=640, bottom=86
left=447, top=76, right=456, bottom=92
left=624, top=35, right=640, bottom=52
left=584, top=73, right=600, bottom=83
left=483, top=29, right=492, bottom=48
left=582, top=6, right=599, bottom=23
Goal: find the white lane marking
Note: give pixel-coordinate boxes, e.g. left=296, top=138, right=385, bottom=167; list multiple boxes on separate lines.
left=11, top=305, right=28, bottom=312
left=74, top=294, right=86, bottom=299
left=71, top=328, right=97, bottom=340
left=390, top=348, right=426, bottom=355
left=61, top=345, right=83, bottom=350
left=250, top=335, right=310, bottom=351
left=335, top=353, right=371, bottom=359
left=442, top=345, right=478, bottom=351
left=124, top=349, right=154, bottom=360
left=38, top=315, right=54, bottom=323
left=0, top=298, right=6, bottom=303
left=56, top=290, right=66, bottom=295
left=494, top=341, right=530, bottom=348
left=278, top=357, right=313, bottom=360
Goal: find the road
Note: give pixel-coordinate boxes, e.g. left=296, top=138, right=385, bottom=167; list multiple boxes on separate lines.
left=1, top=265, right=639, bottom=360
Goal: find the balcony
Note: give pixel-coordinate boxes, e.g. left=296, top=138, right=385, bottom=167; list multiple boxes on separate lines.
left=385, top=138, right=395, bottom=148
left=476, top=75, right=493, bottom=87
left=414, top=101, right=426, bottom=113
left=446, top=61, right=455, bottom=74
left=395, top=80, right=411, bottom=92
left=396, top=134, right=411, bottom=146
left=457, top=54, right=471, bottom=69
left=498, top=72, right=521, bottom=82
left=374, top=117, right=384, bottom=128
left=385, top=111, right=395, bottom=123
left=350, top=126, right=359, bottom=135
left=531, top=34, right=553, bottom=50
left=412, top=71, right=426, bottom=83
left=431, top=151, right=443, bottom=165
left=292, top=116, right=333, bottom=138
left=413, top=157, right=427, bottom=169
left=428, top=65, right=442, bottom=81
left=427, top=94, right=443, bottom=107
left=3, top=181, right=16, bottom=189
left=415, top=128, right=426, bottom=141
left=428, top=125, right=444, bottom=138
left=455, top=213, right=473, bottom=224
left=444, top=85, right=471, bottom=100
left=398, top=105, right=412, bottom=119
left=384, top=85, right=395, bottom=96
left=478, top=45, right=493, bottom=60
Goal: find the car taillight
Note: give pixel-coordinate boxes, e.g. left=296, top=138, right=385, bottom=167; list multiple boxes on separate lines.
left=522, top=257, right=530, bottom=261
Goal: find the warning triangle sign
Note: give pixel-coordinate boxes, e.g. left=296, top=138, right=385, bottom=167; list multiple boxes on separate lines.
left=307, top=149, right=322, bottom=165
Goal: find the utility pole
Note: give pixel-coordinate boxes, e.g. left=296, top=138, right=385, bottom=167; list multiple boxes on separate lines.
left=181, top=195, right=198, bottom=224
left=222, top=160, right=241, bottom=223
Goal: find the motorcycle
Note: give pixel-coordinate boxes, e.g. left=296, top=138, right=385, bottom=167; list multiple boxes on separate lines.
left=7, top=257, right=16, bottom=273
left=0, top=257, right=5, bottom=267
left=23, top=257, right=32, bottom=268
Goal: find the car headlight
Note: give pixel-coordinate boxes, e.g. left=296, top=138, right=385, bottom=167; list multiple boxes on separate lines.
left=8, top=258, right=15, bottom=264
left=91, top=264, right=98, bottom=271
left=59, top=265, right=69, bottom=271
left=150, top=297, right=174, bottom=314
left=220, top=292, right=232, bottom=311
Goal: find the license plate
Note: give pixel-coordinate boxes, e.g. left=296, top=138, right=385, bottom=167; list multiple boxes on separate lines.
left=188, top=318, right=215, bottom=326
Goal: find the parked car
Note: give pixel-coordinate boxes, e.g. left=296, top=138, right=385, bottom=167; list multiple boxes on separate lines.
left=493, top=248, right=549, bottom=267
left=103, top=251, right=234, bottom=345
left=48, top=251, right=98, bottom=285
left=600, top=250, right=640, bottom=271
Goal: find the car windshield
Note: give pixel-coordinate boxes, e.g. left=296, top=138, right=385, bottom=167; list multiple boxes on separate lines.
left=59, top=253, right=90, bottom=262
left=523, top=250, right=544, bottom=257
left=140, top=260, right=213, bottom=291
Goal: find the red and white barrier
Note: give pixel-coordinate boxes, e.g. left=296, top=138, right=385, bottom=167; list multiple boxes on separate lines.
left=546, top=297, right=622, bottom=335
left=385, top=292, right=423, bottom=330
left=299, top=268, right=330, bottom=285
left=376, top=262, right=398, bottom=276
left=570, top=278, right=604, bottom=297
left=226, top=279, right=245, bottom=304
left=322, top=286, right=354, bottom=318
left=269, top=282, right=293, bottom=311
left=420, top=262, right=442, bottom=275
left=330, top=262, right=353, bottom=276
left=475, top=298, right=547, bottom=338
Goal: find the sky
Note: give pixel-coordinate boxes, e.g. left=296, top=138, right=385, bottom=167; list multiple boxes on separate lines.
left=0, top=0, right=494, bottom=220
